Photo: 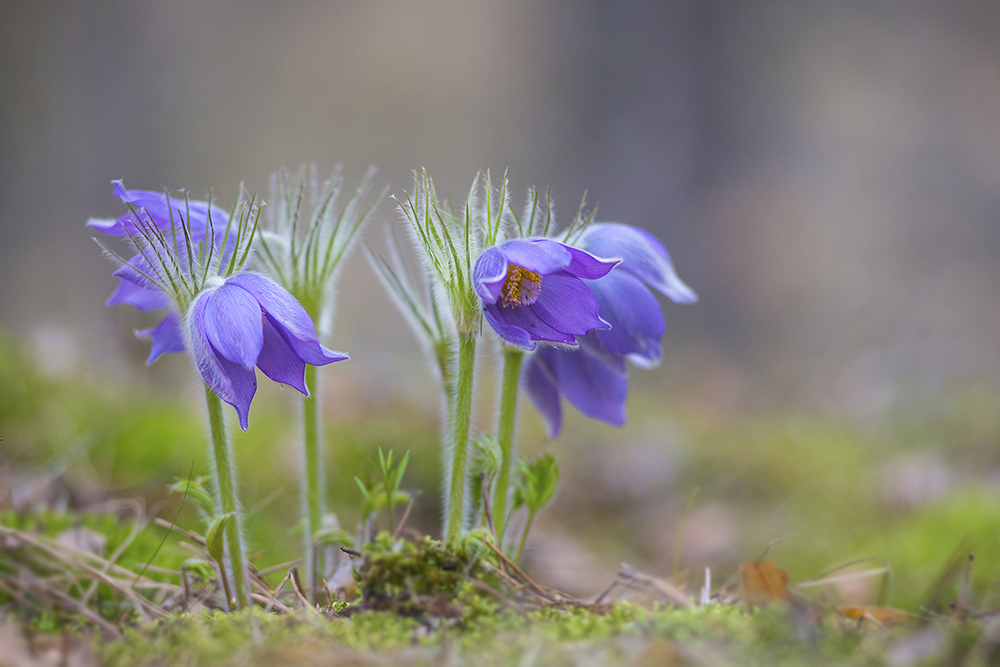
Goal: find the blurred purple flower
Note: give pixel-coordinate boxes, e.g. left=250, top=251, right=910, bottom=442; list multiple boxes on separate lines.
left=472, top=238, right=617, bottom=350
left=524, top=224, right=696, bottom=436
left=87, top=180, right=231, bottom=364
left=188, top=273, right=348, bottom=430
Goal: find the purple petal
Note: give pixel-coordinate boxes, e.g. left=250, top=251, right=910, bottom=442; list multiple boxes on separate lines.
left=202, top=283, right=264, bottom=369
left=255, top=317, right=308, bottom=394
left=473, top=247, right=508, bottom=304
left=587, top=270, right=665, bottom=364
left=564, top=246, right=618, bottom=279
left=498, top=239, right=571, bottom=275
left=135, top=312, right=186, bottom=364
left=540, top=346, right=628, bottom=427
left=225, top=273, right=345, bottom=366
left=88, top=180, right=229, bottom=239
left=112, top=253, right=161, bottom=290
left=523, top=352, right=563, bottom=437
left=528, top=272, right=609, bottom=336
left=188, top=292, right=258, bottom=430
left=107, top=277, right=170, bottom=311
left=483, top=308, right=536, bottom=350
left=581, top=224, right=697, bottom=303
left=576, top=331, right=627, bottom=374
left=484, top=302, right=576, bottom=345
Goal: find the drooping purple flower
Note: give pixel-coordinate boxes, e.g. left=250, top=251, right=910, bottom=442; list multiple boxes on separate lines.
left=188, top=273, right=348, bottom=430
left=87, top=180, right=232, bottom=364
left=472, top=238, right=617, bottom=350
left=524, top=224, right=696, bottom=436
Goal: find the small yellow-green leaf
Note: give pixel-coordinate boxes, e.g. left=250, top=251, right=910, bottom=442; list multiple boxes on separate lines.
left=206, top=512, right=235, bottom=563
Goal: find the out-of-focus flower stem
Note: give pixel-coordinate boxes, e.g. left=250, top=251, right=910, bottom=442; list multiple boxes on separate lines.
left=203, top=384, right=250, bottom=611
left=302, top=363, right=324, bottom=604
left=493, top=348, right=523, bottom=547
left=444, top=333, right=477, bottom=547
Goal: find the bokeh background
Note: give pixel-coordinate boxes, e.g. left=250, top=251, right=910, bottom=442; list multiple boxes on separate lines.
left=4, top=0, right=1000, bottom=607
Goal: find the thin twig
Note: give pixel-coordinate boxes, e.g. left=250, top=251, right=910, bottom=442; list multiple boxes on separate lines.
left=955, top=554, right=974, bottom=620
left=619, top=563, right=690, bottom=608
left=392, top=493, right=417, bottom=541
left=289, top=567, right=319, bottom=614
left=480, top=538, right=555, bottom=602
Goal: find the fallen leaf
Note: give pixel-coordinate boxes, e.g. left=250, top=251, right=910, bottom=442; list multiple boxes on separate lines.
left=837, top=605, right=914, bottom=629
left=740, top=560, right=790, bottom=609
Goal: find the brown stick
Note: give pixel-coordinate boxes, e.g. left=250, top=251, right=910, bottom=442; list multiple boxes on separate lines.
left=392, top=493, right=417, bottom=541
left=480, top=538, right=555, bottom=602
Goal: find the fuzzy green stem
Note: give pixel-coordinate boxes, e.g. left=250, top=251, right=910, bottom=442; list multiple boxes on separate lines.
left=444, top=333, right=477, bottom=546
left=302, top=363, right=324, bottom=604
left=492, top=349, right=523, bottom=545
left=203, top=385, right=251, bottom=611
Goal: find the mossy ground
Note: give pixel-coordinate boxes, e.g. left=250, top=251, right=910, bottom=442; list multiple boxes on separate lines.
left=4, top=331, right=1000, bottom=665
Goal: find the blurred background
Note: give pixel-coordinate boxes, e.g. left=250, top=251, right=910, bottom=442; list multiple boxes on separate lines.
left=3, top=0, right=1000, bottom=608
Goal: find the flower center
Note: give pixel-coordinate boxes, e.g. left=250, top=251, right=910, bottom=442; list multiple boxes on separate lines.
left=500, top=264, right=542, bottom=308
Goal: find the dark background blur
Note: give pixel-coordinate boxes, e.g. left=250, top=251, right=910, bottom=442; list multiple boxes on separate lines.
left=3, top=0, right=1000, bottom=420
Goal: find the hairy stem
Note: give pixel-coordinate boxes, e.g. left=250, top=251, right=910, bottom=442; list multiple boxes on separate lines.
left=492, top=349, right=523, bottom=546
left=444, top=333, right=477, bottom=546
left=302, top=363, right=324, bottom=604
left=203, top=385, right=250, bottom=611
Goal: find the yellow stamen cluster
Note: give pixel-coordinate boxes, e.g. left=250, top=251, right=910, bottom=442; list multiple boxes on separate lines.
left=500, top=264, right=542, bottom=308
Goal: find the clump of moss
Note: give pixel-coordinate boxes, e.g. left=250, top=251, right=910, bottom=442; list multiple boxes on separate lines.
left=351, top=532, right=504, bottom=622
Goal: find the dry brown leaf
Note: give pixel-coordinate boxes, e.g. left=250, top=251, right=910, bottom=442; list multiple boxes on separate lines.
left=740, top=560, right=790, bottom=609
left=837, top=605, right=914, bottom=629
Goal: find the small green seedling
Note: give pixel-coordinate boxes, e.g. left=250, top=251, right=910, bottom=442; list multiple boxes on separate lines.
left=355, top=448, right=411, bottom=534
left=512, top=453, right=560, bottom=563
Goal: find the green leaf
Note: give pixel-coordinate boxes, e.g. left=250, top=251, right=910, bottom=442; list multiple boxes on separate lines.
left=513, top=454, right=560, bottom=515
left=205, top=512, right=236, bottom=564
left=314, top=527, right=355, bottom=549
left=180, top=558, right=216, bottom=581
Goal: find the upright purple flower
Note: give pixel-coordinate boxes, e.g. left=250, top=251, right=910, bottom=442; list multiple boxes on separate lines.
left=87, top=180, right=232, bottom=364
left=524, top=224, right=696, bottom=436
left=188, top=273, right=348, bottom=431
left=473, top=238, right=618, bottom=350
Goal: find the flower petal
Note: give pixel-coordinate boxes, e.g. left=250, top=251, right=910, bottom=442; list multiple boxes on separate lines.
left=107, top=277, right=170, bottom=311
left=255, top=317, right=308, bottom=394
left=473, top=247, right=508, bottom=304
left=564, top=246, right=618, bottom=279
left=528, top=272, right=609, bottom=336
left=224, top=273, right=345, bottom=366
left=581, top=223, right=697, bottom=303
left=202, top=283, right=264, bottom=369
left=88, top=180, right=229, bottom=239
left=523, top=352, right=563, bottom=437
left=587, top=270, right=665, bottom=364
left=540, top=346, right=628, bottom=427
left=498, top=239, right=571, bottom=275
left=188, top=292, right=257, bottom=430
left=135, top=312, right=186, bottom=364
left=483, top=308, right=536, bottom=350
left=484, top=302, right=576, bottom=345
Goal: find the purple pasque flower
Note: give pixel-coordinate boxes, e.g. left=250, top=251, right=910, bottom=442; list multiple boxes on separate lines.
left=524, top=224, right=696, bottom=436
left=472, top=238, right=618, bottom=350
left=188, top=273, right=348, bottom=430
left=87, top=180, right=232, bottom=364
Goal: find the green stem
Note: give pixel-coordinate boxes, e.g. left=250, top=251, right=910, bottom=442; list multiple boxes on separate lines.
left=515, top=510, right=536, bottom=565
left=203, top=385, right=251, bottom=611
left=492, top=349, right=523, bottom=545
left=444, top=333, right=477, bottom=547
left=302, top=363, right=324, bottom=604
